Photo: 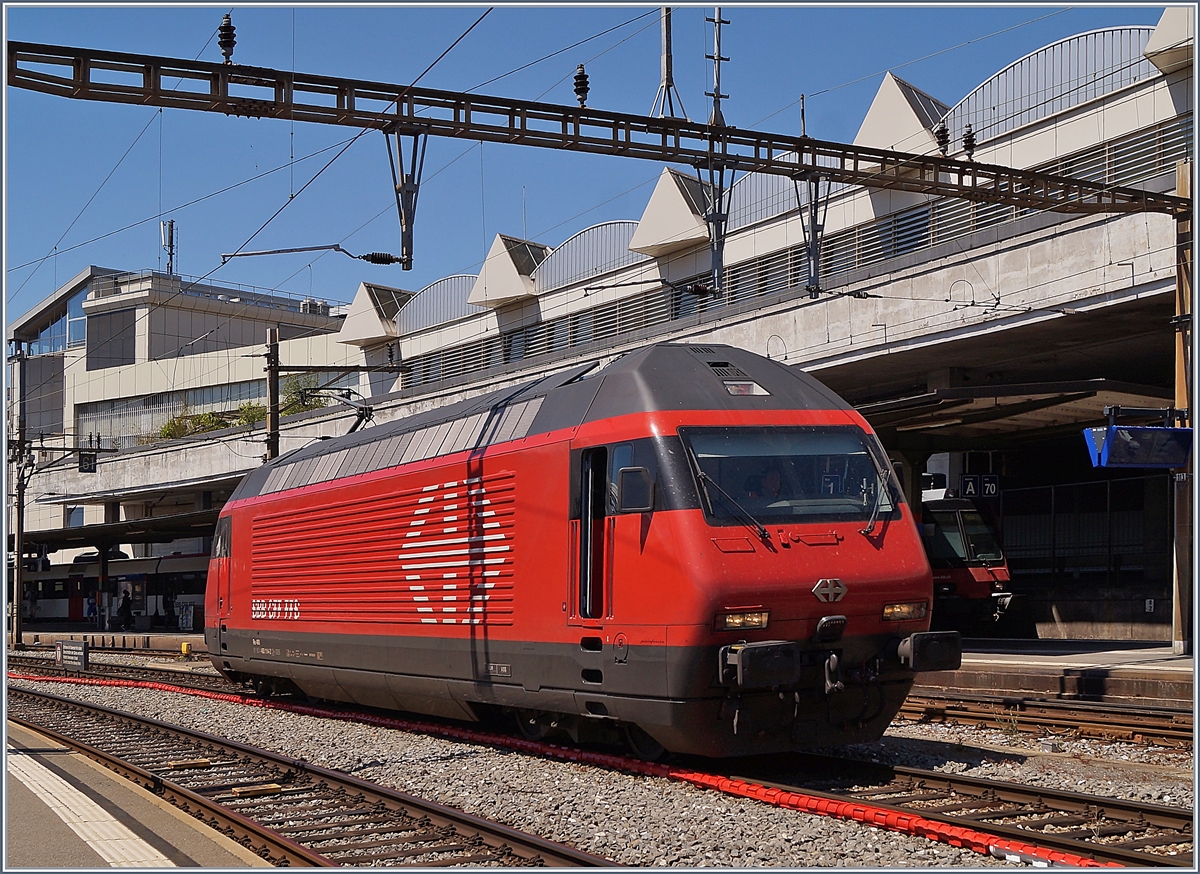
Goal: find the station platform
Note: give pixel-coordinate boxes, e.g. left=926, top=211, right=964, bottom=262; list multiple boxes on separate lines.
left=916, top=639, right=1194, bottom=709
left=8, top=627, right=1193, bottom=709
left=10, top=624, right=207, bottom=654
left=6, top=721, right=269, bottom=868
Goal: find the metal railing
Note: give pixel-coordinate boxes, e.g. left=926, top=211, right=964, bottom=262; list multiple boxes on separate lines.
left=89, top=271, right=348, bottom=312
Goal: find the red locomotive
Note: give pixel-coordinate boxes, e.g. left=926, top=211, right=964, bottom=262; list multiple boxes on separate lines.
left=206, top=343, right=959, bottom=758
left=921, top=495, right=1013, bottom=630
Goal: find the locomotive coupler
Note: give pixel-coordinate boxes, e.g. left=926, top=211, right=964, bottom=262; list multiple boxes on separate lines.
left=824, top=653, right=844, bottom=694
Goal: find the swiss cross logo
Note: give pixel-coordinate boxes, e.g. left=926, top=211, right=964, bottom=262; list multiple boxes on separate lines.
left=812, top=578, right=847, bottom=603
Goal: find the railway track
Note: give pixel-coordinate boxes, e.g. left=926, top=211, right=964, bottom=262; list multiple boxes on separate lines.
left=7, top=688, right=616, bottom=868
left=899, top=693, right=1194, bottom=749
left=12, top=654, right=1192, bottom=753
left=9, top=669, right=1193, bottom=866
left=7, top=654, right=235, bottom=694
left=725, top=753, right=1193, bottom=868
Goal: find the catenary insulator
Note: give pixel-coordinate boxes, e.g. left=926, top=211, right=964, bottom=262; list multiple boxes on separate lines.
left=359, top=252, right=402, bottom=265
left=962, top=123, right=976, bottom=161
left=218, top=14, right=236, bottom=64
left=573, top=64, right=589, bottom=108
left=934, top=121, right=949, bottom=156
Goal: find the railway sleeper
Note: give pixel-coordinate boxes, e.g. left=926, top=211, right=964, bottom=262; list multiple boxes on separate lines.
left=324, top=840, right=476, bottom=862
left=925, top=799, right=1024, bottom=815
left=310, top=830, right=463, bottom=852
left=954, top=805, right=1039, bottom=821
left=1109, top=834, right=1194, bottom=850
left=269, top=798, right=392, bottom=816
left=1008, top=814, right=1093, bottom=829
left=274, top=813, right=402, bottom=834
left=285, top=823, right=431, bottom=843
left=1056, top=823, right=1177, bottom=840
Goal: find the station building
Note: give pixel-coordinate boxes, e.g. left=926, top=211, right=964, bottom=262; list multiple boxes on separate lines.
left=8, top=11, right=1193, bottom=643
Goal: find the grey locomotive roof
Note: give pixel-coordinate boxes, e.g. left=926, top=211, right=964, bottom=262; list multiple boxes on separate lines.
left=230, top=343, right=851, bottom=502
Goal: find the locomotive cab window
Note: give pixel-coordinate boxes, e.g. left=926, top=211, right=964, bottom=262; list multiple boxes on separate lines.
left=680, top=426, right=900, bottom=525
left=211, top=516, right=231, bottom=559
left=925, top=509, right=1003, bottom=565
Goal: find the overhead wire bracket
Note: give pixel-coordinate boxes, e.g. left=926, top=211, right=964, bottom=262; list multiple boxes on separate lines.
left=385, top=127, right=429, bottom=270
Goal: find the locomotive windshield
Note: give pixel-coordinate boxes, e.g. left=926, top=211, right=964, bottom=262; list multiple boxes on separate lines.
left=680, top=426, right=899, bottom=524
left=925, top=509, right=1003, bottom=564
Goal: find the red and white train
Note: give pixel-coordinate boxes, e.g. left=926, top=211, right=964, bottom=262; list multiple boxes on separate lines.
left=206, top=343, right=959, bottom=758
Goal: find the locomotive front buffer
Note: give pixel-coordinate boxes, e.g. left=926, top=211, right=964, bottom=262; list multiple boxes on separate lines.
left=719, top=630, right=962, bottom=693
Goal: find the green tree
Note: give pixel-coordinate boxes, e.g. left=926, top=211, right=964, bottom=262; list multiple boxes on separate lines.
left=157, top=409, right=233, bottom=439
left=237, top=402, right=267, bottom=426
left=281, top=373, right=330, bottom=414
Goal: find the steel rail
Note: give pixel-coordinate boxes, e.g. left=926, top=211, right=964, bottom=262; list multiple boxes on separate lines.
left=7, top=40, right=1190, bottom=217
left=7, top=654, right=236, bottom=693
left=729, top=753, right=1193, bottom=868
left=8, top=698, right=332, bottom=866
left=7, top=687, right=618, bottom=868
left=899, top=693, right=1194, bottom=748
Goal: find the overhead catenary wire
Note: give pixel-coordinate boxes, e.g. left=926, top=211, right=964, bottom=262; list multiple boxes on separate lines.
left=11, top=12, right=1180, bottom=434
left=12, top=10, right=495, bottom=439
left=11, top=9, right=667, bottom=427
left=8, top=15, right=230, bottom=304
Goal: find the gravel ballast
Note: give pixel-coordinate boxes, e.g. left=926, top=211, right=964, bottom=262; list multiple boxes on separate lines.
left=7, top=665, right=1193, bottom=867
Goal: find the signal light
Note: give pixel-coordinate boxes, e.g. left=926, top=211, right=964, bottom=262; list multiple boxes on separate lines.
left=883, top=601, right=928, bottom=622
left=715, top=610, right=769, bottom=631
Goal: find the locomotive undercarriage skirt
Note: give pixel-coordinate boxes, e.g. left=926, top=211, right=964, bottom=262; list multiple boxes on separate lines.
left=210, top=627, right=916, bottom=757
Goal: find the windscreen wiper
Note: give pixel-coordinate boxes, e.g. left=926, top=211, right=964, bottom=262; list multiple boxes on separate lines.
left=696, top=470, right=771, bottom=544
left=860, top=451, right=891, bottom=536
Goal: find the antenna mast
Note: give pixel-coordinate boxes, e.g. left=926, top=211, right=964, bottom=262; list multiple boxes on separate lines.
left=650, top=7, right=688, bottom=119
left=705, top=7, right=729, bottom=127
left=160, top=219, right=176, bottom=275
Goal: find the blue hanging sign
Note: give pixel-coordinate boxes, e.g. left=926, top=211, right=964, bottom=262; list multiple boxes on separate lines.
left=1083, top=425, right=1192, bottom=469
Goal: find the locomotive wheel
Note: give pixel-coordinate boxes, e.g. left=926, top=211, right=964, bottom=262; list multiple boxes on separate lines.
left=623, top=724, right=667, bottom=762
left=515, top=709, right=551, bottom=740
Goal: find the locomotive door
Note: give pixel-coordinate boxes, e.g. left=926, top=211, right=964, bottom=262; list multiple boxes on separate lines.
left=211, top=516, right=232, bottom=650
left=574, top=447, right=610, bottom=621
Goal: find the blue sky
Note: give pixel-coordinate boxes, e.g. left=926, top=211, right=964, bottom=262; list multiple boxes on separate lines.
left=5, top=4, right=1167, bottom=323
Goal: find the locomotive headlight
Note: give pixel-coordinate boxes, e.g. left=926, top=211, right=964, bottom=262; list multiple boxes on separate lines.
left=882, top=601, right=928, bottom=621
left=716, top=610, right=769, bottom=631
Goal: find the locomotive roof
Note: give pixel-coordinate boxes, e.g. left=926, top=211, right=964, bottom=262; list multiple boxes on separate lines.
left=230, top=343, right=852, bottom=502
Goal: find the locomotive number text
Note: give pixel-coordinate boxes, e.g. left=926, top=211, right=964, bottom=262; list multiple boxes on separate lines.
left=251, top=598, right=301, bottom=620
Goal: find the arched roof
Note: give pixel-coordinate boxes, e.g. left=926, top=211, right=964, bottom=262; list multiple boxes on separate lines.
left=396, top=274, right=484, bottom=334
left=941, top=26, right=1157, bottom=146
left=728, top=26, right=1161, bottom=231
left=532, top=221, right=650, bottom=294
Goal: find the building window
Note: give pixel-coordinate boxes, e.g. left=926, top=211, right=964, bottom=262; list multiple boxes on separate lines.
left=67, top=286, right=88, bottom=347
left=66, top=506, right=84, bottom=528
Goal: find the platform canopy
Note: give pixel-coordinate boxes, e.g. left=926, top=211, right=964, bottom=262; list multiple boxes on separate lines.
left=858, top=379, right=1175, bottom=449
left=10, top=509, right=221, bottom=554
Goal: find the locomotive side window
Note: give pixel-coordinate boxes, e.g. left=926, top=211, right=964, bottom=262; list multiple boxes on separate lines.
left=212, top=516, right=231, bottom=559
left=579, top=447, right=608, bottom=619
left=680, top=426, right=900, bottom=525
left=607, top=443, right=634, bottom=514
